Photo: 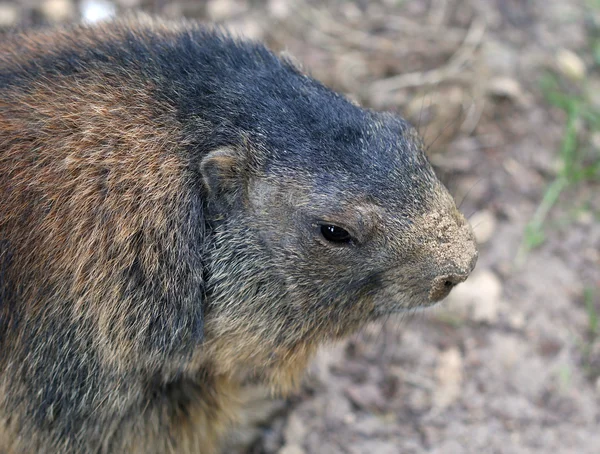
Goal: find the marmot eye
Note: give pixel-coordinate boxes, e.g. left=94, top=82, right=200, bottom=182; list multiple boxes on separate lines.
left=320, top=224, right=352, bottom=244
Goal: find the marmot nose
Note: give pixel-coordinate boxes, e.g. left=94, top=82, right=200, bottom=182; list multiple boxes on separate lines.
left=428, top=273, right=469, bottom=302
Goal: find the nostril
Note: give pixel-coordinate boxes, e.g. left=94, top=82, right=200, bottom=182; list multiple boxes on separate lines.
left=429, top=273, right=469, bottom=303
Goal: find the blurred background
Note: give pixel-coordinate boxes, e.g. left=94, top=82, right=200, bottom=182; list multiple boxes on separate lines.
left=2, top=1, right=599, bottom=453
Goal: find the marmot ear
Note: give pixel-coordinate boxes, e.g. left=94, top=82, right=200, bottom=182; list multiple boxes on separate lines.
left=200, top=147, right=241, bottom=205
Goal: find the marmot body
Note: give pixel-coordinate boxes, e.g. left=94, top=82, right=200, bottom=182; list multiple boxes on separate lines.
left=0, top=17, right=477, bottom=453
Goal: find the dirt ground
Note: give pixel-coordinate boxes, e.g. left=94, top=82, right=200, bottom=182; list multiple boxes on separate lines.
left=2, top=1, right=599, bottom=453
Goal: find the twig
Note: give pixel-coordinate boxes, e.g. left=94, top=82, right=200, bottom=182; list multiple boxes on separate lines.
left=369, top=16, right=486, bottom=94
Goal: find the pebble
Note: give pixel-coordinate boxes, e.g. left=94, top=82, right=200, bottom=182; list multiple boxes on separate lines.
left=508, top=311, right=526, bottom=330
left=433, top=347, right=463, bottom=409
left=487, top=76, right=523, bottom=100
left=227, top=17, right=264, bottom=41
left=279, top=444, right=305, bottom=454
left=206, top=0, right=245, bottom=21
left=344, top=383, right=386, bottom=412
left=556, top=48, right=586, bottom=81
left=0, top=2, right=18, bottom=27
left=80, top=0, right=116, bottom=23
left=307, top=343, right=346, bottom=385
left=469, top=210, right=497, bottom=245
left=576, top=210, right=594, bottom=226
left=283, top=414, right=307, bottom=446
left=41, top=0, right=75, bottom=22
left=268, top=0, right=292, bottom=20
left=446, top=269, right=503, bottom=324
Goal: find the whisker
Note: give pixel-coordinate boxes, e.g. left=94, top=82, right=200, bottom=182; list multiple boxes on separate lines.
left=466, top=209, right=479, bottom=220
left=425, top=103, right=465, bottom=153
left=457, top=177, right=484, bottom=210
left=471, top=220, right=490, bottom=231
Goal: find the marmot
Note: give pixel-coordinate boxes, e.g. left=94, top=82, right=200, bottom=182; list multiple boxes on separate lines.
left=0, top=16, right=477, bottom=454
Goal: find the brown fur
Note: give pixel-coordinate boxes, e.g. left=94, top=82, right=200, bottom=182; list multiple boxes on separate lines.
left=0, top=17, right=477, bottom=453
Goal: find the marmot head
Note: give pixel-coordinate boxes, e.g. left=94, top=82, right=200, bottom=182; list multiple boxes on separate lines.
left=194, top=56, right=477, bottom=383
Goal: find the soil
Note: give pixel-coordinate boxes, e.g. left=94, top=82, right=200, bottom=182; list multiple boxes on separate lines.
left=2, top=1, right=599, bottom=453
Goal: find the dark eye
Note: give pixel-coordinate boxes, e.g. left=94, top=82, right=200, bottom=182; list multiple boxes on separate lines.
left=320, top=224, right=352, bottom=244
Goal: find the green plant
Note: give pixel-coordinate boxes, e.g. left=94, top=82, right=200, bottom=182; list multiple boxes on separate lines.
left=584, top=287, right=598, bottom=338
left=580, top=288, right=600, bottom=380
left=517, top=71, right=600, bottom=263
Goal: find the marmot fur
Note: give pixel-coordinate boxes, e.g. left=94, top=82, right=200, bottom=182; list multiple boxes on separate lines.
left=0, top=16, right=477, bottom=453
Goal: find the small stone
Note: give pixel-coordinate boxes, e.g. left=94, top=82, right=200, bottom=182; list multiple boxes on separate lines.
left=508, top=311, right=526, bottom=330
left=227, top=18, right=264, bottom=41
left=345, top=383, right=386, bottom=412
left=335, top=53, right=368, bottom=91
left=268, top=0, right=292, bottom=20
left=487, top=77, right=523, bottom=100
left=469, top=210, right=497, bottom=244
left=446, top=269, right=503, bottom=324
left=279, top=444, right=305, bottom=454
left=41, top=0, right=75, bottom=22
left=283, top=414, right=307, bottom=446
left=576, top=210, right=594, bottom=226
left=0, top=3, right=19, bottom=27
left=307, top=343, right=346, bottom=385
left=206, top=0, right=245, bottom=21
left=343, top=412, right=356, bottom=424
left=556, top=49, right=586, bottom=81
left=80, top=0, right=116, bottom=23
left=433, top=347, right=463, bottom=409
